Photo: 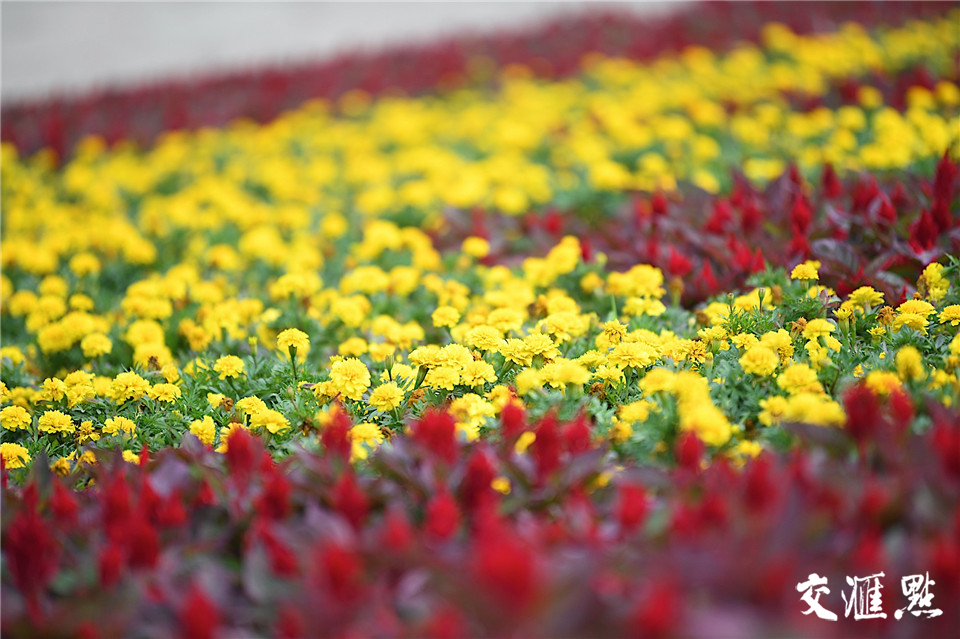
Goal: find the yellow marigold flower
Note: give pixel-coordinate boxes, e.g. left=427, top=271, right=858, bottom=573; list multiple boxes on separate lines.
left=739, top=345, right=780, bottom=376
left=0, top=405, right=31, bottom=431
left=920, top=262, right=949, bottom=301
left=897, top=299, right=936, bottom=318
left=895, top=346, right=925, bottom=382
left=236, top=396, right=268, bottom=417
left=758, top=396, right=789, bottom=426
left=731, top=333, right=760, bottom=350
left=608, top=341, right=658, bottom=369
left=69, top=252, right=101, bottom=277
left=619, top=399, right=655, bottom=424
left=731, top=441, right=763, bottom=466
left=276, top=328, right=310, bottom=354
left=951, top=333, right=960, bottom=356
left=78, top=420, right=100, bottom=444
left=601, top=320, right=627, bottom=345
left=802, top=318, right=835, bottom=340
left=1, top=442, right=31, bottom=469
left=449, top=393, right=496, bottom=441
left=149, top=383, right=182, bottom=403
left=329, top=358, right=371, bottom=400
left=790, top=260, right=820, bottom=281
left=865, top=371, right=902, bottom=396
left=350, top=421, right=384, bottom=461
left=409, top=345, right=443, bottom=368
left=38, top=410, right=75, bottom=435
left=639, top=368, right=676, bottom=394
left=464, top=325, right=505, bottom=352
left=425, top=366, right=460, bottom=391
left=515, top=431, right=536, bottom=455
left=783, top=393, right=845, bottom=427
left=251, top=408, right=290, bottom=434
left=514, top=368, right=542, bottom=396
left=523, top=333, right=560, bottom=361
left=679, top=404, right=732, bottom=447
left=207, top=393, right=226, bottom=409
left=1, top=346, right=25, bottom=366
left=338, top=337, right=368, bottom=357
left=112, top=371, right=150, bottom=404
left=368, top=382, right=404, bottom=412
left=759, top=329, right=794, bottom=361
left=122, top=450, right=140, bottom=464
left=462, top=236, right=490, bottom=258
left=432, top=306, right=460, bottom=328
left=539, top=358, right=591, bottom=389
left=40, top=377, right=67, bottom=402
left=609, top=420, right=633, bottom=444
left=894, top=313, right=929, bottom=333
left=214, top=355, right=245, bottom=379
left=593, top=364, right=625, bottom=384
left=849, top=286, right=884, bottom=309
left=940, top=305, right=960, bottom=327
left=80, top=333, right=113, bottom=358
left=460, top=359, right=498, bottom=387
left=777, top=364, right=823, bottom=395
left=500, top=339, right=533, bottom=367
left=102, top=416, right=136, bottom=436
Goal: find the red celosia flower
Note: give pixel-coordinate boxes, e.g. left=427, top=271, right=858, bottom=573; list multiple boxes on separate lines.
left=322, top=407, right=353, bottom=462
left=459, top=448, right=497, bottom=514
left=821, top=163, right=842, bottom=198
left=4, top=502, right=59, bottom=622
left=101, top=474, right=133, bottom=541
left=331, top=471, right=369, bottom=529
left=651, top=191, right=669, bottom=217
left=616, top=482, right=648, bottom=533
left=629, top=582, right=681, bottom=638
left=531, top=413, right=561, bottom=481
left=563, top=413, right=592, bottom=455
left=274, top=605, right=306, bottom=639
left=743, top=453, right=778, bottom=514
left=473, top=532, right=539, bottom=615
left=413, top=408, right=459, bottom=464
left=50, top=480, right=78, bottom=525
left=317, top=543, right=363, bottom=603
left=256, top=467, right=291, bottom=520
left=380, top=508, right=414, bottom=553
left=667, top=246, right=692, bottom=277
left=99, top=545, right=125, bottom=589
left=843, top=383, right=880, bottom=447
left=500, top=402, right=527, bottom=443
left=128, top=517, right=160, bottom=569
left=424, top=489, right=461, bottom=541
left=225, top=427, right=258, bottom=488
left=674, top=431, right=703, bottom=471
left=179, top=583, right=220, bottom=639
left=704, top=197, right=732, bottom=234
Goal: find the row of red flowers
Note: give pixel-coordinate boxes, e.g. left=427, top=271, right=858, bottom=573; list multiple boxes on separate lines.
left=3, top=386, right=958, bottom=638
left=438, top=153, right=960, bottom=305
left=2, top=1, right=954, bottom=159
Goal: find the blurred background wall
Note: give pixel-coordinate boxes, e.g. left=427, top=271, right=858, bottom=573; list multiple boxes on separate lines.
left=2, top=1, right=685, bottom=104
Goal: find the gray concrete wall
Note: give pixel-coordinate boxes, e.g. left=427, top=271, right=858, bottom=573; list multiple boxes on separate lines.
left=1, top=1, right=686, bottom=104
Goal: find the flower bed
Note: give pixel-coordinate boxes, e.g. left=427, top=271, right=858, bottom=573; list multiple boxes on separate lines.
left=2, top=3, right=959, bottom=636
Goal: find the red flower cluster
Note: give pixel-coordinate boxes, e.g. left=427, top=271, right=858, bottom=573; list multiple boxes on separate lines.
left=3, top=401, right=958, bottom=638
left=1, top=1, right=952, bottom=159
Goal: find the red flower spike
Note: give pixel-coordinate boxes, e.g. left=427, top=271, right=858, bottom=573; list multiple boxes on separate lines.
left=473, top=534, right=539, bottom=616
left=459, top=449, right=497, bottom=514
left=675, top=431, right=704, bottom=471
left=704, top=198, right=732, bottom=234
left=50, top=480, right=78, bottom=526
left=616, top=483, right=649, bottom=532
left=101, top=474, right=133, bottom=542
left=500, top=402, right=527, bottom=443
left=331, top=471, right=369, bottom=530
left=888, top=389, right=913, bottom=432
left=128, top=518, right=160, bottom=569
left=667, top=246, right=692, bottom=277
left=821, top=163, right=842, bottom=198
left=701, top=260, right=718, bottom=293
left=274, top=606, right=306, bottom=639
left=412, top=408, right=459, bottom=464
left=99, top=545, right=125, bottom=589
left=317, top=543, right=363, bottom=603
left=630, top=582, right=681, bottom=638
left=225, top=427, right=258, bottom=488
left=651, top=191, right=668, bottom=217
left=934, top=150, right=959, bottom=204
left=740, top=199, right=762, bottom=233
left=563, top=413, right=592, bottom=455
left=179, top=583, right=220, bottom=639
left=256, top=468, right=291, bottom=520
left=743, top=453, right=778, bottom=514
left=424, top=490, right=461, bottom=542
left=380, top=508, right=414, bottom=553
left=5, top=504, right=60, bottom=622
left=750, top=248, right=766, bottom=274
left=843, top=383, right=880, bottom=447
left=321, top=407, right=353, bottom=462
left=531, top=413, right=562, bottom=481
